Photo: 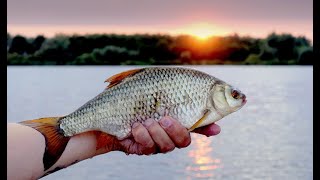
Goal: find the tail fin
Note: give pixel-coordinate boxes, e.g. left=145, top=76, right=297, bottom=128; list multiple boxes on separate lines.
left=19, top=117, right=70, bottom=171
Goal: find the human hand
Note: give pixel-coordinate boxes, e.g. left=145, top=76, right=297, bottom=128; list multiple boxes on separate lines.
left=116, top=116, right=221, bottom=155
left=7, top=117, right=220, bottom=179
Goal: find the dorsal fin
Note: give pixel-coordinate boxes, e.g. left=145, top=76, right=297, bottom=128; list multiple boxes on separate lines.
left=105, top=68, right=143, bottom=89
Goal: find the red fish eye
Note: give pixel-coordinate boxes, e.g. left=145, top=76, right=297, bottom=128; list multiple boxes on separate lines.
left=231, top=90, right=240, bottom=99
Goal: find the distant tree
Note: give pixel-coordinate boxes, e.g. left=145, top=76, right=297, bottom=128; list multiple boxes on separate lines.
left=243, top=37, right=260, bottom=54
left=243, top=54, right=261, bottom=65
left=32, top=35, right=46, bottom=53
left=68, top=36, right=92, bottom=58
left=228, top=48, right=250, bottom=61
left=123, top=35, right=141, bottom=50
left=267, top=33, right=297, bottom=61
left=139, top=36, right=177, bottom=64
left=9, top=35, right=30, bottom=55
left=259, top=49, right=277, bottom=61
left=72, top=53, right=95, bottom=65
left=225, top=35, right=251, bottom=61
left=6, top=32, right=313, bottom=65
left=7, top=53, right=31, bottom=65
left=92, top=45, right=139, bottom=65
left=298, top=47, right=313, bottom=65
left=258, top=39, right=277, bottom=61
left=35, top=34, right=71, bottom=65
left=295, top=36, right=311, bottom=47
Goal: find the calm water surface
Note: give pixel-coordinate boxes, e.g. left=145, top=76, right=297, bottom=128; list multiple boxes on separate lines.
left=7, top=66, right=313, bottom=180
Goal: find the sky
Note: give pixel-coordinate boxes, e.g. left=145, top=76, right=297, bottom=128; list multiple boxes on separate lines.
left=7, top=0, right=313, bottom=40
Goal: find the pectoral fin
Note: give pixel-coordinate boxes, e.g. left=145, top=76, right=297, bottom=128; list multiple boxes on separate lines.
left=188, top=110, right=210, bottom=132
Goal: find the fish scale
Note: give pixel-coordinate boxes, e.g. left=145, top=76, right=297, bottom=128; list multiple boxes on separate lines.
left=59, top=67, right=217, bottom=139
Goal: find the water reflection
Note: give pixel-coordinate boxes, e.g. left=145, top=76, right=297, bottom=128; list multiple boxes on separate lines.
left=186, top=134, right=221, bottom=179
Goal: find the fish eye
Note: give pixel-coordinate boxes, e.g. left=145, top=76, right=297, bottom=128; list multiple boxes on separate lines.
left=231, top=89, right=240, bottom=99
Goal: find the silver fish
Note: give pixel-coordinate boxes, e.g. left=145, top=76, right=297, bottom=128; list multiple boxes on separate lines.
left=20, top=67, right=246, bottom=170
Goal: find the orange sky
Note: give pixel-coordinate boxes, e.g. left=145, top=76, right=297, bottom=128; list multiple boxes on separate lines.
left=7, top=21, right=312, bottom=41
left=7, top=0, right=313, bottom=41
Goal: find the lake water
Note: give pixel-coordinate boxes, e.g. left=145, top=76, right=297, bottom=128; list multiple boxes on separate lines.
left=7, top=66, right=313, bottom=180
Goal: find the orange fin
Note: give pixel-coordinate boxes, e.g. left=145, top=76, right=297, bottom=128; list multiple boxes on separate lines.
left=105, top=68, right=143, bottom=89
left=94, top=131, right=119, bottom=150
left=19, top=117, right=70, bottom=171
left=188, top=110, right=210, bottom=132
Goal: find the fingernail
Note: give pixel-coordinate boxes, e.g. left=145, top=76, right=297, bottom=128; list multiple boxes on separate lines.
left=160, top=118, right=172, bottom=128
left=211, top=124, right=221, bottom=135
left=144, top=119, right=154, bottom=127
left=132, top=122, right=139, bottom=129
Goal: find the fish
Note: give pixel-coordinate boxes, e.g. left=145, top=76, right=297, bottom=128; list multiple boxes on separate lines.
left=20, top=67, right=247, bottom=170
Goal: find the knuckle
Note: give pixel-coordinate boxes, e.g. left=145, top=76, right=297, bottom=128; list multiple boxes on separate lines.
left=145, top=140, right=154, bottom=148
left=165, top=124, right=176, bottom=134
left=144, top=119, right=156, bottom=129
left=133, top=125, right=144, bottom=135
left=146, top=123, right=158, bottom=134
left=140, top=137, right=154, bottom=148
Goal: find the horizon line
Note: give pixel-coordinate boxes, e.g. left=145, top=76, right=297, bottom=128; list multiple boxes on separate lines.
left=7, top=24, right=313, bottom=42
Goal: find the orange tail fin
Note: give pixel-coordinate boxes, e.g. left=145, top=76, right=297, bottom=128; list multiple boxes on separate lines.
left=19, top=117, right=70, bottom=171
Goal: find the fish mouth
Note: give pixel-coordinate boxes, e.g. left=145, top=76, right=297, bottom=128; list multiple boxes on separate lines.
left=242, top=95, right=247, bottom=105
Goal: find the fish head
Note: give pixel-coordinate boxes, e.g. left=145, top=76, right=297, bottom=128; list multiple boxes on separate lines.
left=189, top=82, right=247, bottom=130
left=210, top=82, right=247, bottom=116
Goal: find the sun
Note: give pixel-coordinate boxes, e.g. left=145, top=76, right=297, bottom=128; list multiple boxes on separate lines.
left=184, top=23, right=216, bottom=40
left=191, top=28, right=215, bottom=40
left=171, top=22, right=227, bottom=40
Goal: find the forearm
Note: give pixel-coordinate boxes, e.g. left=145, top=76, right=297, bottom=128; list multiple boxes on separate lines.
left=7, top=118, right=221, bottom=179
left=7, top=123, right=102, bottom=179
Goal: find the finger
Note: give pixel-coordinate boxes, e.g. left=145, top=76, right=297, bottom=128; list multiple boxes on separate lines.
left=159, top=116, right=191, bottom=148
left=192, top=123, right=221, bottom=137
left=132, top=122, right=155, bottom=148
left=143, top=119, right=175, bottom=153
left=131, top=122, right=155, bottom=155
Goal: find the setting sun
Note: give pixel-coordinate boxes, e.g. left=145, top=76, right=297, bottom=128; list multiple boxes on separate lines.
left=193, top=29, right=215, bottom=40
left=173, top=23, right=223, bottom=40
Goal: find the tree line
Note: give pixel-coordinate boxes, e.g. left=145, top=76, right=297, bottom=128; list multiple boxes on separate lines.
left=7, top=32, right=313, bottom=65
